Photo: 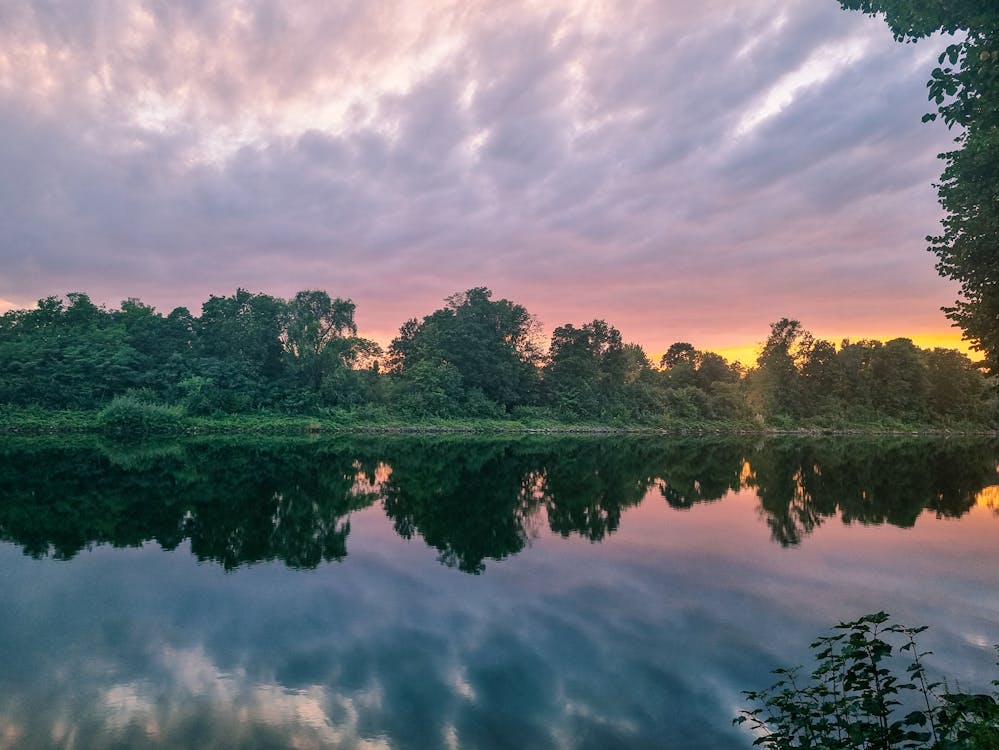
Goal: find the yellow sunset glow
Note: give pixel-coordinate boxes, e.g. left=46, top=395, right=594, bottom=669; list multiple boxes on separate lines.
left=975, top=484, right=999, bottom=512
left=710, top=330, right=975, bottom=368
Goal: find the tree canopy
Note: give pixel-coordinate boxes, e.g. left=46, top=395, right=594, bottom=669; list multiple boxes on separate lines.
left=0, top=288, right=994, bottom=427
left=389, top=287, right=541, bottom=411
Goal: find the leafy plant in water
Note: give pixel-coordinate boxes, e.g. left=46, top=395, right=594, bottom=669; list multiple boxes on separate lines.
left=735, top=612, right=999, bottom=749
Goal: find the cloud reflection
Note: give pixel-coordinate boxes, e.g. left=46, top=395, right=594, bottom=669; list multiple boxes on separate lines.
left=1, top=435, right=998, bottom=747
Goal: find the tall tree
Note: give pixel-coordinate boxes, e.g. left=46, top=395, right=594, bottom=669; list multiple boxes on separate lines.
left=545, top=320, right=627, bottom=417
left=836, top=1, right=999, bottom=369
left=283, top=290, right=359, bottom=390
left=196, top=289, right=287, bottom=409
left=924, top=347, right=986, bottom=416
left=869, top=337, right=930, bottom=419
left=752, top=318, right=813, bottom=418
left=389, top=288, right=540, bottom=409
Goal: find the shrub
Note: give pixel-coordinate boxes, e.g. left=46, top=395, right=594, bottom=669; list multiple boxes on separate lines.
left=97, top=394, right=187, bottom=433
left=177, top=375, right=222, bottom=415
left=736, top=612, right=999, bottom=749
left=665, top=386, right=711, bottom=422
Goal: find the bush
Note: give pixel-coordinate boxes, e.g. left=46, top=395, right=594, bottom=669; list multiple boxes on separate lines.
left=665, top=386, right=711, bottom=422
left=736, top=612, right=999, bottom=749
left=393, top=361, right=467, bottom=418
left=708, top=382, right=752, bottom=422
left=97, top=394, right=187, bottom=433
left=177, top=375, right=223, bottom=415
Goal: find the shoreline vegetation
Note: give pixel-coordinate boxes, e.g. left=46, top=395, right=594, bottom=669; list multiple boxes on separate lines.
left=2, top=404, right=996, bottom=437
left=738, top=612, right=999, bottom=750
left=3, top=288, right=998, bottom=437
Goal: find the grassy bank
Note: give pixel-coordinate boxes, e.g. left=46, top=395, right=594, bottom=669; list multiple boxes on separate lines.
left=1, top=402, right=995, bottom=437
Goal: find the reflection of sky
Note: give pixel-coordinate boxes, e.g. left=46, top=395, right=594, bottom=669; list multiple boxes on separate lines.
left=2, top=490, right=998, bottom=749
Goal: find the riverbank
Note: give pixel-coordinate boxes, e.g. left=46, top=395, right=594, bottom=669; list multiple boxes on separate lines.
left=1, top=404, right=995, bottom=437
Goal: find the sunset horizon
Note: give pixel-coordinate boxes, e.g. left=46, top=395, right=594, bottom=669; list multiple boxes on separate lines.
left=0, top=0, right=971, bottom=366
left=3, top=4, right=998, bottom=748
left=0, top=284, right=973, bottom=368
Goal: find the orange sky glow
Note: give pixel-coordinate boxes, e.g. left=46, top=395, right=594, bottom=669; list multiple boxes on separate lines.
left=0, top=1, right=975, bottom=358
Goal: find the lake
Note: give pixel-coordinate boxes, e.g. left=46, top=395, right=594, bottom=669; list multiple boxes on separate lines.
left=1, top=435, right=997, bottom=749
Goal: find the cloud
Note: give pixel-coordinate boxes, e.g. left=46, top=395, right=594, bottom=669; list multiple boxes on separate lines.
left=0, top=0, right=963, bottom=352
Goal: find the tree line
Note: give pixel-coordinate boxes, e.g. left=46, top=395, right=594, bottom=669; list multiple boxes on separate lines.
left=1, top=287, right=995, bottom=426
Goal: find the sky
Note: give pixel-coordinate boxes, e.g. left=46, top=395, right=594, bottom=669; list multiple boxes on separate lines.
left=0, top=0, right=971, bottom=363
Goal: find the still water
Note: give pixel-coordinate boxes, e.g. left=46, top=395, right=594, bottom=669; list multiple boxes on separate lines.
left=1, top=436, right=997, bottom=749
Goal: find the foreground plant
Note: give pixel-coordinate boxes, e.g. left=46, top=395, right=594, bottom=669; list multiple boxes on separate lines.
left=735, top=612, right=999, bottom=749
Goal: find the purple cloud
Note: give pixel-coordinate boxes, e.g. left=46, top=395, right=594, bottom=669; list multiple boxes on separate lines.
left=0, top=0, right=964, bottom=355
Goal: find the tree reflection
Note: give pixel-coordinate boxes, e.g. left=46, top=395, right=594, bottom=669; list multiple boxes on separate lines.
left=540, top=441, right=663, bottom=541
left=380, top=439, right=541, bottom=573
left=0, top=439, right=379, bottom=569
left=180, top=444, right=377, bottom=570
left=745, top=439, right=999, bottom=546
left=657, top=440, right=746, bottom=509
left=0, top=436, right=996, bottom=569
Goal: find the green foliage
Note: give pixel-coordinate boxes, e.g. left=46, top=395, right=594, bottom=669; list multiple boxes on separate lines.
left=96, top=394, right=188, bottom=434
left=0, top=289, right=994, bottom=428
left=545, top=319, right=629, bottom=417
left=752, top=319, right=812, bottom=418
left=925, top=349, right=986, bottom=417
left=390, top=288, right=541, bottom=410
left=836, top=1, right=999, bottom=372
left=177, top=375, right=223, bottom=415
left=747, top=319, right=990, bottom=427
left=737, top=612, right=999, bottom=749
left=665, top=385, right=713, bottom=422
left=283, top=290, right=382, bottom=398
left=392, top=360, right=467, bottom=417
left=709, top=381, right=755, bottom=422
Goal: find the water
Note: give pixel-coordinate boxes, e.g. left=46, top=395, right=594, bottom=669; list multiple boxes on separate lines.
left=1, top=435, right=997, bottom=749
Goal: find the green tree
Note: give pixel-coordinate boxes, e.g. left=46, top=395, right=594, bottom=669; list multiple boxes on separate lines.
left=660, top=342, right=699, bottom=389
left=659, top=344, right=740, bottom=398
left=392, top=360, right=467, bottom=417
left=282, top=290, right=382, bottom=402
left=799, top=338, right=846, bottom=417
left=837, top=339, right=882, bottom=415
left=751, top=318, right=813, bottom=419
left=695, top=351, right=739, bottom=390
left=545, top=319, right=627, bottom=417
left=869, top=338, right=930, bottom=419
left=925, top=347, right=987, bottom=417
left=195, top=289, right=287, bottom=409
left=389, top=288, right=541, bottom=411
left=837, top=1, right=999, bottom=371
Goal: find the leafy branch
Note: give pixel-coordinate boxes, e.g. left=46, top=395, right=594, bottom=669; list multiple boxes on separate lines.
left=736, top=612, right=999, bottom=749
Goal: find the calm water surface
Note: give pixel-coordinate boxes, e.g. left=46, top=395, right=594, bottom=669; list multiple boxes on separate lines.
left=1, top=436, right=997, bottom=749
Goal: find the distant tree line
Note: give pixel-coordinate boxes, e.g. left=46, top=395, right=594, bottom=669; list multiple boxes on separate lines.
left=1, top=287, right=995, bottom=426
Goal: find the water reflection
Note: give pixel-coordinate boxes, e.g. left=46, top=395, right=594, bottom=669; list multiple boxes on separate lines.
left=746, top=439, right=998, bottom=546
left=1, top=436, right=997, bottom=569
left=1, top=435, right=998, bottom=749
left=658, top=440, right=746, bottom=509
left=381, top=440, right=540, bottom=573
